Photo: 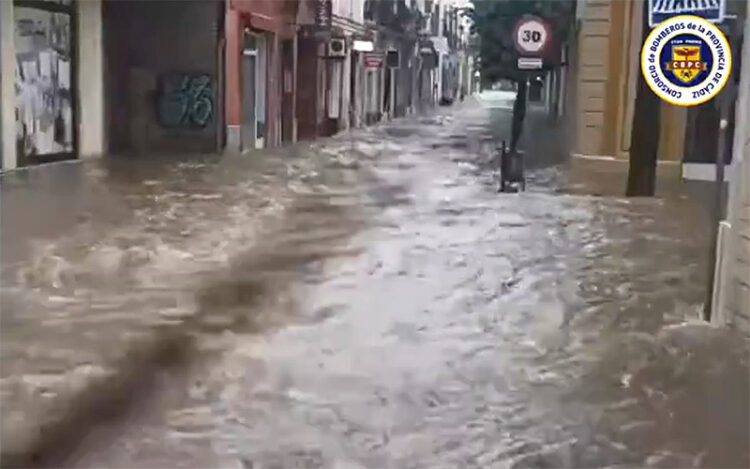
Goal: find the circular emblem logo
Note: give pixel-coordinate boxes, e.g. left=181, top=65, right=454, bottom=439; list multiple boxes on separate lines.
left=641, top=15, right=732, bottom=107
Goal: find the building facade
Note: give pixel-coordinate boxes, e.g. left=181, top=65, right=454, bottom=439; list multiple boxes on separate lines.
left=295, top=0, right=380, bottom=139
left=0, top=0, right=473, bottom=171
left=364, top=0, right=421, bottom=120
left=569, top=0, right=747, bottom=179
left=714, top=0, right=750, bottom=336
left=568, top=0, right=687, bottom=163
left=0, top=0, right=232, bottom=169
left=569, top=0, right=749, bottom=334
left=104, top=0, right=225, bottom=155
left=327, top=0, right=373, bottom=133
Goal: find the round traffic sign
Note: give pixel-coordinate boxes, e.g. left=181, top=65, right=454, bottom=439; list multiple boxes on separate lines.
left=513, top=16, right=550, bottom=55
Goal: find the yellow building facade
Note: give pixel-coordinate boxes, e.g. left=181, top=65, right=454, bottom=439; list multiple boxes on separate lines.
left=569, top=0, right=687, bottom=162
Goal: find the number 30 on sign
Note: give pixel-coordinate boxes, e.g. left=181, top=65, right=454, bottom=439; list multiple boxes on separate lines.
left=513, top=16, right=551, bottom=55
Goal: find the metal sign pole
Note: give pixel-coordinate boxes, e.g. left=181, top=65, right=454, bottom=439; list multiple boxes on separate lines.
left=703, top=18, right=736, bottom=321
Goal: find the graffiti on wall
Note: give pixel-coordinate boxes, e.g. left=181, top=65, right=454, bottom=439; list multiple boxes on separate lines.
left=314, top=0, right=332, bottom=29
left=157, top=74, right=215, bottom=129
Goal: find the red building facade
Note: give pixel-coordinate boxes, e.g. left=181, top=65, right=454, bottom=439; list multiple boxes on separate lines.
left=225, top=0, right=299, bottom=151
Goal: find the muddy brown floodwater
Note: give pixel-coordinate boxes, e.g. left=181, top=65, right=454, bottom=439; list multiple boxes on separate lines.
left=2, top=92, right=748, bottom=469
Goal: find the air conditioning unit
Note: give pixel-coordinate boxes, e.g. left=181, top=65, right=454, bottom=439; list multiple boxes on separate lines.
left=328, top=38, right=347, bottom=58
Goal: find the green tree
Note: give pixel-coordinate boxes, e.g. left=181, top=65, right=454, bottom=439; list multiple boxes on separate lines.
left=470, top=0, right=662, bottom=196
left=467, top=0, right=575, bottom=151
left=467, top=0, right=574, bottom=83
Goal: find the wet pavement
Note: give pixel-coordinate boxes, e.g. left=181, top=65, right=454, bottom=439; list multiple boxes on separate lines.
left=2, top=92, right=749, bottom=468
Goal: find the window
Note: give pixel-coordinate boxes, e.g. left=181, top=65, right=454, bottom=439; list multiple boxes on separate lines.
left=14, top=0, right=75, bottom=162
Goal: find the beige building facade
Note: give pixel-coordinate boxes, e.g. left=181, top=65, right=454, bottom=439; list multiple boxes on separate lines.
left=569, top=0, right=686, bottom=162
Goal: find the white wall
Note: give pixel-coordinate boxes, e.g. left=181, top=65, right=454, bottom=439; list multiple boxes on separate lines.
left=437, top=1, right=444, bottom=36
left=331, top=0, right=365, bottom=22
left=714, top=0, right=750, bottom=334
left=727, top=10, right=750, bottom=221
left=332, top=0, right=350, bottom=18
left=0, top=0, right=16, bottom=169
left=350, top=0, right=365, bottom=23
left=353, top=53, right=364, bottom=127
left=77, top=0, right=105, bottom=158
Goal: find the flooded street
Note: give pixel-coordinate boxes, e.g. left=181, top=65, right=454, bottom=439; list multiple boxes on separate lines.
left=2, top=93, right=748, bottom=468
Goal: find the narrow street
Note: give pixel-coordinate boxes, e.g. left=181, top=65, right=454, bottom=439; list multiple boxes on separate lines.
left=2, top=93, right=748, bottom=468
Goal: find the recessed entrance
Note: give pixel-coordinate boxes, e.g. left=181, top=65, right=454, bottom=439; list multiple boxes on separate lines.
left=241, top=30, right=268, bottom=151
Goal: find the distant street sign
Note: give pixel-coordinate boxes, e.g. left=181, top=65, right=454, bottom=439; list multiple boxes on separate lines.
left=648, top=0, right=726, bottom=27
left=513, top=16, right=551, bottom=56
left=386, top=50, right=400, bottom=69
left=364, top=53, right=383, bottom=69
left=518, top=57, right=543, bottom=70
left=314, top=0, right=332, bottom=29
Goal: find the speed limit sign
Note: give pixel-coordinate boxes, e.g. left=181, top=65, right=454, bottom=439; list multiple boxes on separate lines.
left=513, top=16, right=551, bottom=55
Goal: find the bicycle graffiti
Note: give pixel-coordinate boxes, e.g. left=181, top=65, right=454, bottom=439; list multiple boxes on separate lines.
left=157, top=73, right=215, bottom=129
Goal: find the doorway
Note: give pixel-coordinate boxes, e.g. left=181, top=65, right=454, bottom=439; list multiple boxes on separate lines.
left=241, top=30, right=267, bottom=150
left=383, top=67, right=391, bottom=116
left=350, top=52, right=358, bottom=127
left=281, top=39, right=294, bottom=143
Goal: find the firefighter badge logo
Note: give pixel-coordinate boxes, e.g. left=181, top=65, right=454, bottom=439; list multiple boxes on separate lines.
left=641, top=15, right=731, bottom=107
left=667, top=44, right=706, bottom=84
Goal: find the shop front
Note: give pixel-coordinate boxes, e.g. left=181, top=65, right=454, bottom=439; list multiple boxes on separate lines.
left=0, top=0, right=104, bottom=170
left=226, top=0, right=299, bottom=151
left=363, top=51, right=384, bottom=125
left=417, top=39, right=438, bottom=109
left=350, top=38, right=374, bottom=129
left=240, top=29, right=270, bottom=150
left=14, top=0, right=75, bottom=166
